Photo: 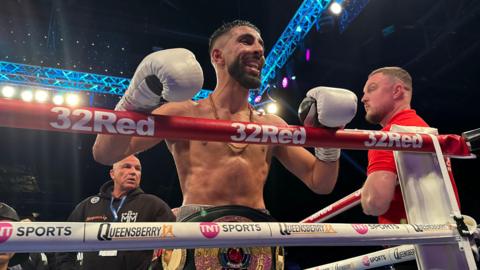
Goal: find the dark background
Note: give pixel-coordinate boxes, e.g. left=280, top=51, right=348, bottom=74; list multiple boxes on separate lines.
left=1, top=0, right=479, bottom=268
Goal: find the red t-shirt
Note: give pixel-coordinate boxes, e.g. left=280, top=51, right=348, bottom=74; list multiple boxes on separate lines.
left=367, top=109, right=460, bottom=224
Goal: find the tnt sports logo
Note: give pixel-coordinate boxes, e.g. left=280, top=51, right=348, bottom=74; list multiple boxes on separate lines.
left=362, top=256, right=370, bottom=266
left=199, top=222, right=220, bottom=239
left=351, top=224, right=368, bottom=235
left=0, top=222, right=13, bottom=243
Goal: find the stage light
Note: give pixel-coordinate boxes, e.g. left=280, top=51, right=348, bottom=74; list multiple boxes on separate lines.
left=330, top=2, right=342, bottom=15
left=52, top=94, right=64, bottom=105
left=21, top=90, right=34, bottom=102
left=1, top=85, right=16, bottom=98
left=291, top=76, right=296, bottom=80
left=266, top=103, right=278, bottom=114
left=306, top=48, right=311, bottom=62
left=295, top=26, right=302, bottom=32
left=66, top=93, right=80, bottom=106
left=34, top=90, right=49, bottom=103
left=282, top=77, right=289, bottom=88
left=254, top=95, right=262, bottom=103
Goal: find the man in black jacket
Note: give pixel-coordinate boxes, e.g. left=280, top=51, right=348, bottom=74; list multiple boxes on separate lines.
left=56, top=155, right=175, bottom=270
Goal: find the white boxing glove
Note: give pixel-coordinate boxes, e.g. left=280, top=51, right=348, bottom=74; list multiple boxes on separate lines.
left=115, top=48, right=204, bottom=111
left=305, top=86, right=357, bottom=128
left=299, top=86, right=358, bottom=162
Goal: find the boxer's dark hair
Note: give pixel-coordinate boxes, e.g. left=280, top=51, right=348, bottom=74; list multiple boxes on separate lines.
left=209, top=20, right=261, bottom=54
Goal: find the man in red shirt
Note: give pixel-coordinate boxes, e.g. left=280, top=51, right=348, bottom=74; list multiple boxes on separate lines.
left=360, top=66, right=459, bottom=224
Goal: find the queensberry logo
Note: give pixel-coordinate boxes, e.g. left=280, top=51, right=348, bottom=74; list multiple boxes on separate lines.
left=0, top=223, right=13, bottom=243
left=394, top=247, right=415, bottom=260
left=334, top=262, right=353, bottom=270
left=97, top=223, right=174, bottom=241
left=410, top=224, right=450, bottom=233
left=199, top=222, right=220, bottom=239
left=278, top=223, right=336, bottom=235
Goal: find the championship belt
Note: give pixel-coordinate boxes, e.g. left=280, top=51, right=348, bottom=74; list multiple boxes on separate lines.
left=161, top=205, right=284, bottom=270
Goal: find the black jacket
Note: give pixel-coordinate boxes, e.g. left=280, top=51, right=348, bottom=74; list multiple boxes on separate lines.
left=56, top=181, right=175, bottom=270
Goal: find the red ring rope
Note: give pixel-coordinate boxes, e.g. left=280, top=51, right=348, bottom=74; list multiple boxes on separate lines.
left=0, top=98, right=472, bottom=157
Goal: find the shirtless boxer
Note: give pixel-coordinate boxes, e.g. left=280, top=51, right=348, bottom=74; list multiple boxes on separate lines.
left=92, top=20, right=357, bottom=218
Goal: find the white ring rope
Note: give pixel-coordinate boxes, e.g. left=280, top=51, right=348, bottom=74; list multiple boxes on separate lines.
left=0, top=221, right=458, bottom=253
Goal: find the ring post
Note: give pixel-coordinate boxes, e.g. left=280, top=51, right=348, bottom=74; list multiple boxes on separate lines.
left=392, top=125, right=477, bottom=269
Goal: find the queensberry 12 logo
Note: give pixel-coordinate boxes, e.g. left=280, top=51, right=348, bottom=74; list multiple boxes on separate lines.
left=97, top=223, right=174, bottom=241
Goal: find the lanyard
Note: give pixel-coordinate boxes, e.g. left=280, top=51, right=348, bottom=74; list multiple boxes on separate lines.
left=110, top=196, right=126, bottom=221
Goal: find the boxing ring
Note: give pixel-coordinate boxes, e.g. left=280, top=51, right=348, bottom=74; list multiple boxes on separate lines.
left=0, top=98, right=479, bottom=269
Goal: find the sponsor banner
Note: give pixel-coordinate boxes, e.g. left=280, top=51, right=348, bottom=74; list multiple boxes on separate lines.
left=16, top=225, right=72, bottom=238
left=0, top=222, right=457, bottom=253
left=391, top=245, right=416, bottom=262
left=0, top=99, right=471, bottom=156
left=409, top=224, right=452, bottom=233
left=307, top=245, right=416, bottom=270
left=96, top=223, right=174, bottom=241
left=334, top=262, right=353, bottom=270
left=2, top=222, right=81, bottom=246
left=351, top=223, right=410, bottom=235
left=278, top=223, right=337, bottom=236
left=361, top=254, right=388, bottom=267
left=199, top=222, right=266, bottom=239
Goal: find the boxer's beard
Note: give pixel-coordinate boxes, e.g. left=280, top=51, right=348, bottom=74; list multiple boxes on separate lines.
left=228, top=57, right=261, bottom=89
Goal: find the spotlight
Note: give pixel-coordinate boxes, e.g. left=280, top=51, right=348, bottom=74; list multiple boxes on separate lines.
left=65, top=93, right=80, bottom=106
left=266, top=103, right=278, bottom=114
left=20, top=90, right=34, bottom=102
left=254, top=95, right=262, bottom=103
left=305, top=48, right=311, bottom=62
left=330, top=2, right=342, bottom=15
left=52, top=94, right=64, bottom=105
left=35, top=90, right=49, bottom=103
left=282, top=77, right=289, bottom=88
left=1, top=85, right=16, bottom=98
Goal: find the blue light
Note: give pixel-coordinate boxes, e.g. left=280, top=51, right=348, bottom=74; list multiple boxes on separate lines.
left=295, top=26, right=303, bottom=32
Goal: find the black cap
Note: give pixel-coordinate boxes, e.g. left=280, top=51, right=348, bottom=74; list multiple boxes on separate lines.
left=0, top=202, right=29, bottom=266
left=0, top=202, right=20, bottom=221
